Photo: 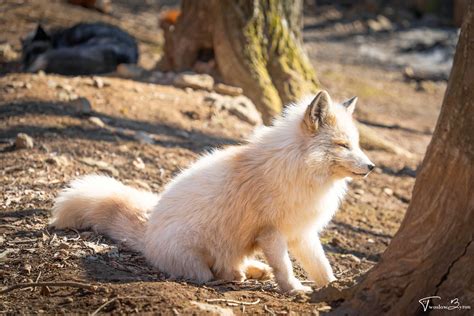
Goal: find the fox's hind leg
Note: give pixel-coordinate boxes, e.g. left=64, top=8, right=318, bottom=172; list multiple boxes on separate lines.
left=242, top=259, right=272, bottom=280
left=181, top=253, right=214, bottom=283
left=146, top=245, right=214, bottom=283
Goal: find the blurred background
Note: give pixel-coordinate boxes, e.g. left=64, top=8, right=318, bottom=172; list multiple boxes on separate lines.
left=0, top=0, right=466, bottom=314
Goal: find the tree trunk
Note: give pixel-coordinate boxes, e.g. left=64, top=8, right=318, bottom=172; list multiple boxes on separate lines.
left=160, top=0, right=320, bottom=124
left=335, top=2, right=474, bottom=314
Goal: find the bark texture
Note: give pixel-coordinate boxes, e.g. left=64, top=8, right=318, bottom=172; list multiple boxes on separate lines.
left=335, top=2, right=474, bottom=315
left=160, top=0, right=320, bottom=124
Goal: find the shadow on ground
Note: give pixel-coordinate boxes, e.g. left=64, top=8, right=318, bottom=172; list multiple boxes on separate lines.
left=0, top=99, right=239, bottom=153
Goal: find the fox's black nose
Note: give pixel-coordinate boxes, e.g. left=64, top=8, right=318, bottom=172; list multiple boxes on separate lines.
left=368, top=164, right=375, bottom=171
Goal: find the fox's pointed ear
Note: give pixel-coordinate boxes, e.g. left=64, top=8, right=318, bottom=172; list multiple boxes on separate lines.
left=342, top=96, right=357, bottom=115
left=33, top=25, right=50, bottom=41
left=303, top=90, right=331, bottom=133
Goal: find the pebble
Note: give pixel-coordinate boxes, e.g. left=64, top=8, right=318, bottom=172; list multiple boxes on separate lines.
left=88, top=116, right=105, bottom=128
left=383, top=187, right=394, bottom=196
left=133, top=131, right=155, bottom=144
left=132, top=157, right=145, bottom=170
left=226, top=96, right=263, bottom=126
left=63, top=297, right=74, bottom=304
left=214, top=83, right=243, bottom=96
left=341, top=254, right=361, bottom=264
left=174, top=72, right=214, bottom=91
left=46, top=155, right=69, bottom=166
left=205, top=93, right=262, bottom=126
left=70, top=97, right=92, bottom=116
left=92, top=77, right=105, bottom=89
left=15, top=133, right=34, bottom=149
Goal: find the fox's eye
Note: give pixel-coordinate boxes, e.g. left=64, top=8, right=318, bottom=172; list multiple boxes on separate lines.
left=338, top=143, right=350, bottom=149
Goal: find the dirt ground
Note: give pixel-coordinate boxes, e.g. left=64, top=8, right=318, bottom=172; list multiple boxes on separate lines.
left=0, top=1, right=448, bottom=314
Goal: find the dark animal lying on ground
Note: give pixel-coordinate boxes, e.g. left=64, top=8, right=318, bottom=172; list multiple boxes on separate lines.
left=22, top=22, right=138, bottom=75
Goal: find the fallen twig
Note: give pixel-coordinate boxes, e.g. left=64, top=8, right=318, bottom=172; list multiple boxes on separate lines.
left=30, top=271, right=42, bottom=292
left=335, top=268, right=351, bottom=277
left=70, top=228, right=81, bottom=241
left=206, top=298, right=260, bottom=306
left=90, top=297, right=117, bottom=316
left=264, top=304, right=276, bottom=315
left=0, top=281, right=97, bottom=295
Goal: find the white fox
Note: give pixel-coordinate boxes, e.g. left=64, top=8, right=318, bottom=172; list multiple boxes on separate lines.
left=51, top=90, right=374, bottom=293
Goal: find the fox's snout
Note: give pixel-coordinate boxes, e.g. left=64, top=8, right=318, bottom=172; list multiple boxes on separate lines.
left=351, top=149, right=375, bottom=177
left=363, top=161, right=375, bottom=176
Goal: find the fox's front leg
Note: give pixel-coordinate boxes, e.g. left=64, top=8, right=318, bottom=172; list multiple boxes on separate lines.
left=290, top=234, right=336, bottom=287
left=256, top=228, right=311, bottom=293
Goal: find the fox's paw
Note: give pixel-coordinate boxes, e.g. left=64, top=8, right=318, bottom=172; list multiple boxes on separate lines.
left=243, top=260, right=273, bottom=280
left=313, top=271, right=337, bottom=288
left=279, top=277, right=313, bottom=294
left=287, top=284, right=313, bottom=295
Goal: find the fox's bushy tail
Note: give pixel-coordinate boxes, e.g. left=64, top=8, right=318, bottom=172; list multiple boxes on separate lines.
left=51, top=175, right=159, bottom=252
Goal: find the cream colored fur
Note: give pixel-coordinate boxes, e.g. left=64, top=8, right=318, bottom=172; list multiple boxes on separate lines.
left=51, top=91, right=374, bottom=293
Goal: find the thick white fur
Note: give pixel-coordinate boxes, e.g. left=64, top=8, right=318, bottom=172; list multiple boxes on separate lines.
left=51, top=92, right=373, bottom=293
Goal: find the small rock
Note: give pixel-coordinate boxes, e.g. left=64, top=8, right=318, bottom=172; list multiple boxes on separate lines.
left=132, top=157, right=145, bottom=170
left=354, top=189, right=365, bottom=195
left=45, top=156, right=62, bottom=166
left=70, top=97, right=92, bottom=116
left=23, top=263, right=32, bottom=274
left=376, top=15, right=393, bottom=31
left=175, top=130, right=190, bottom=139
left=58, top=91, right=71, bottom=101
left=367, top=238, right=375, bottom=243
left=47, top=80, right=58, bottom=88
left=88, top=116, right=105, bottom=128
left=133, top=131, right=155, bottom=144
left=7, top=81, right=26, bottom=89
left=182, top=110, right=200, bottom=120
left=368, top=15, right=393, bottom=32
left=15, top=133, right=34, bottom=149
left=174, top=72, right=214, bottom=91
left=204, top=92, right=222, bottom=103
left=341, top=254, right=361, bottom=264
left=383, top=187, right=393, bottom=196
left=214, top=83, right=243, bottom=96
left=367, top=19, right=382, bottom=32
left=227, top=96, right=263, bottom=126
left=57, top=83, right=73, bottom=92
left=92, top=77, right=105, bottom=89
left=78, top=157, right=119, bottom=177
